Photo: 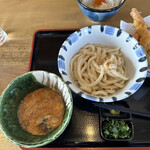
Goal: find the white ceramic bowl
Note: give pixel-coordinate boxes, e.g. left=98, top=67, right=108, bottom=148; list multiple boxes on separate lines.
left=58, top=25, right=148, bottom=103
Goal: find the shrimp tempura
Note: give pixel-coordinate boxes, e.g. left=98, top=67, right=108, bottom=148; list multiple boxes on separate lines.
left=130, top=8, right=150, bottom=57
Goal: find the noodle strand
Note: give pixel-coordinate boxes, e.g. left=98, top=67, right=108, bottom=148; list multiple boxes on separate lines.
left=70, top=44, right=129, bottom=96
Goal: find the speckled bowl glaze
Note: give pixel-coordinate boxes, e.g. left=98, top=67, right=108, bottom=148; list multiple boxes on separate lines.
left=58, top=25, right=148, bottom=103
left=0, top=71, right=73, bottom=148
left=77, top=0, right=126, bottom=22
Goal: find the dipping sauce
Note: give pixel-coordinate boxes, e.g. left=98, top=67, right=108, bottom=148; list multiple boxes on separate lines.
left=82, top=0, right=122, bottom=10
left=17, top=88, right=65, bottom=135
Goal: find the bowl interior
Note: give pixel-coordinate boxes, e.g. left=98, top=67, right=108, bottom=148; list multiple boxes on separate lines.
left=58, top=25, right=148, bottom=102
left=78, top=0, right=126, bottom=12
left=0, top=71, right=73, bottom=148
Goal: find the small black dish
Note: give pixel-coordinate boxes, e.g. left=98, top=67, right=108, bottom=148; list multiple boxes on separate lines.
left=100, top=101, right=132, bottom=119
left=100, top=118, right=134, bottom=141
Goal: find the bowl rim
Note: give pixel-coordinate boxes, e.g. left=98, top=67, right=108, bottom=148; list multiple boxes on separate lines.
left=0, top=70, right=73, bottom=148
left=57, top=25, right=148, bottom=103
left=77, top=0, right=126, bottom=13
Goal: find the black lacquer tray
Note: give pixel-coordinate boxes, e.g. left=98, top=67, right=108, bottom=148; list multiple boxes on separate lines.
left=29, top=29, right=150, bottom=147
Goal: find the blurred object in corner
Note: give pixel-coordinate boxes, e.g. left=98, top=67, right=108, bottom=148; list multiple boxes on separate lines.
left=0, top=28, right=8, bottom=46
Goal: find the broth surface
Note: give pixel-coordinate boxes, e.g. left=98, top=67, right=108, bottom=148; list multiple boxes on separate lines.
left=17, top=88, right=65, bottom=135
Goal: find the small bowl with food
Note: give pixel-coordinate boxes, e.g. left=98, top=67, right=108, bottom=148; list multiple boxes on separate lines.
left=0, top=71, right=73, bottom=148
left=101, top=118, right=134, bottom=141
left=77, top=0, right=126, bottom=22
left=101, top=101, right=131, bottom=119
left=100, top=102, right=134, bottom=141
left=58, top=25, right=148, bottom=103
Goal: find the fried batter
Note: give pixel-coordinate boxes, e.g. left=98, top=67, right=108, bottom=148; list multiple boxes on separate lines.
left=130, top=8, right=150, bottom=58
left=17, top=88, right=65, bottom=135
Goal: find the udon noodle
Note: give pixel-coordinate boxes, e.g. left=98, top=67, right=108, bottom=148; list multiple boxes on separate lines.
left=70, top=44, right=129, bottom=96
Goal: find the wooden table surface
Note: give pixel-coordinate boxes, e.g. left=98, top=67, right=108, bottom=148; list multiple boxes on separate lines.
left=0, top=0, right=150, bottom=150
